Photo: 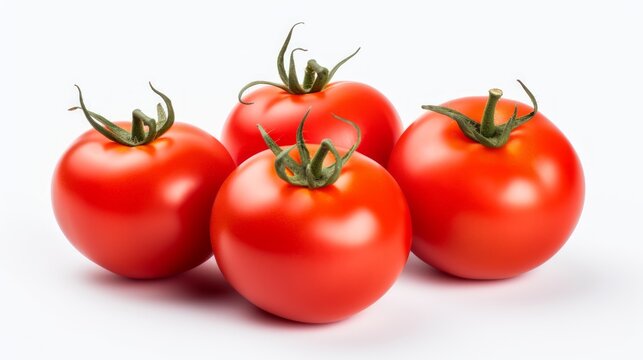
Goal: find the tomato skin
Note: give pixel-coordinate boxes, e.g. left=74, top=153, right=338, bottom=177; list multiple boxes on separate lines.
left=52, top=122, right=235, bottom=279
left=211, top=146, right=411, bottom=323
left=223, top=81, right=402, bottom=167
left=387, top=97, right=584, bottom=280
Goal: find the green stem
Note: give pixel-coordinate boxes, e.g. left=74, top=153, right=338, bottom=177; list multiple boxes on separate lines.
left=308, top=143, right=331, bottom=179
left=131, top=110, right=146, bottom=143
left=302, top=61, right=316, bottom=90
left=304, top=59, right=329, bottom=93
left=480, top=88, right=503, bottom=137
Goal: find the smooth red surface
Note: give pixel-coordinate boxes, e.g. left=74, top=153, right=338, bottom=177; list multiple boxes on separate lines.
left=223, top=81, right=402, bottom=167
left=388, top=97, right=585, bottom=279
left=52, top=123, right=235, bottom=279
left=211, top=146, right=412, bottom=323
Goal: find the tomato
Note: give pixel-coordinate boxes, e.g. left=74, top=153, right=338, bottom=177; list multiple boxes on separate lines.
left=52, top=84, right=235, bottom=279
left=211, top=111, right=411, bottom=323
left=223, top=23, right=402, bottom=167
left=387, top=81, right=584, bottom=280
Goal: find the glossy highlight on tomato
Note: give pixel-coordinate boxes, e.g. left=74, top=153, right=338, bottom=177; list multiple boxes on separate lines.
left=388, top=83, right=584, bottom=280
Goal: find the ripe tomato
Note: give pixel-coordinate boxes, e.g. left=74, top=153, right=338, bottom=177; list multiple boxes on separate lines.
left=387, top=81, right=584, bottom=280
left=211, top=111, right=411, bottom=323
left=52, top=84, right=235, bottom=279
left=223, top=23, right=402, bottom=167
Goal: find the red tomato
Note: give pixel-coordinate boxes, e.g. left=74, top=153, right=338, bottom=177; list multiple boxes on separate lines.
left=225, top=82, right=401, bottom=167
left=52, top=85, right=235, bottom=279
left=223, top=23, right=402, bottom=167
left=211, top=114, right=411, bottom=323
left=388, top=82, right=584, bottom=280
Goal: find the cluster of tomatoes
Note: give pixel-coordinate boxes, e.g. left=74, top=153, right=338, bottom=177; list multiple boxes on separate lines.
left=52, top=24, right=585, bottom=324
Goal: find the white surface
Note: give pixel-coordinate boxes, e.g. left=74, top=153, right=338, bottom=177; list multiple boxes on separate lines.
left=2, top=0, right=642, bottom=358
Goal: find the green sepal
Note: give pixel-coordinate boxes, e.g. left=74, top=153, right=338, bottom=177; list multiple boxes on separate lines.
left=421, top=80, right=538, bottom=148
left=69, top=83, right=175, bottom=147
left=258, top=108, right=361, bottom=189
left=238, top=23, right=360, bottom=104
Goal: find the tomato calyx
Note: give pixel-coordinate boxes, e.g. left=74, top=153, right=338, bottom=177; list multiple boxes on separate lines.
left=422, top=80, right=539, bottom=148
left=238, top=22, right=361, bottom=105
left=69, top=83, right=175, bottom=146
left=258, top=108, right=361, bottom=189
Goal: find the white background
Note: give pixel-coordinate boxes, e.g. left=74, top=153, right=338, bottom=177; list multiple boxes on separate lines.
left=2, top=0, right=642, bottom=358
